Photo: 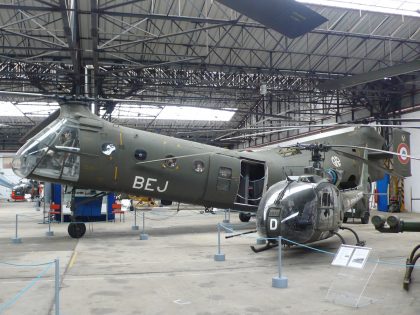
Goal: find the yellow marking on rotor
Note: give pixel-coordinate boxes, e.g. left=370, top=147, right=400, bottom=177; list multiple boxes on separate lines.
left=114, top=166, right=118, bottom=181
left=69, top=251, right=78, bottom=268
left=120, top=132, right=123, bottom=146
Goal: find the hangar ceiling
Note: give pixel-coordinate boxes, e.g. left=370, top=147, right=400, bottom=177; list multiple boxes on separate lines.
left=0, top=0, right=419, bottom=150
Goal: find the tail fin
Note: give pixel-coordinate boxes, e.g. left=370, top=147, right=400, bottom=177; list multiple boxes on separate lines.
left=393, top=129, right=411, bottom=177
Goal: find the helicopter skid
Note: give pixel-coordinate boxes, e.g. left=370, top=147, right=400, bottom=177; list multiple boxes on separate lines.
left=250, top=241, right=278, bottom=253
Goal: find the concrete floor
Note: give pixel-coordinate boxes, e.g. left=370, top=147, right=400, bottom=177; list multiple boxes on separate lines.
left=1, top=200, right=420, bottom=315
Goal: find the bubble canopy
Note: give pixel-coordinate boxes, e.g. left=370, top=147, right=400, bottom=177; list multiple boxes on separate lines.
left=12, top=118, right=81, bottom=182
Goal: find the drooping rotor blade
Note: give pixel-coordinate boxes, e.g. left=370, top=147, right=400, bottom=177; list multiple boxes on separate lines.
left=20, top=109, right=60, bottom=142
left=218, top=123, right=420, bottom=141
left=332, top=148, right=404, bottom=179
left=318, top=59, right=420, bottom=90
left=216, top=0, right=327, bottom=38
left=329, top=144, right=420, bottom=162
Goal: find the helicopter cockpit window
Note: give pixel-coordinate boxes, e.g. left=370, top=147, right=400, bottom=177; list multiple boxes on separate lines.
left=12, top=118, right=81, bottom=182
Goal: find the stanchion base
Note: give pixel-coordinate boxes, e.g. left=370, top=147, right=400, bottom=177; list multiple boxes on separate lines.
left=222, top=219, right=230, bottom=224
left=256, top=238, right=266, bottom=245
left=45, top=231, right=54, bottom=237
left=11, top=237, right=22, bottom=244
left=214, top=253, right=225, bottom=261
left=272, top=276, right=288, bottom=288
left=140, top=233, right=149, bottom=240
left=131, top=225, right=139, bottom=231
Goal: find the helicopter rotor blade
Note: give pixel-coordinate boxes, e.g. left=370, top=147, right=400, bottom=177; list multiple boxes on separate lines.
left=216, top=0, right=327, bottom=38
left=331, top=148, right=404, bottom=179
left=329, top=144, right=420, bottom=162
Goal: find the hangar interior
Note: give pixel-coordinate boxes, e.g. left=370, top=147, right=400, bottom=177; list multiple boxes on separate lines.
left=0, top=0, right=420, bottom=314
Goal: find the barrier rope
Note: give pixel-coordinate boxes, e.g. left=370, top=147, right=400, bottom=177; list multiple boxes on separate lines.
left=219, top=223, right=419, bottom=268
left=0, top=262, right=54, bottom=313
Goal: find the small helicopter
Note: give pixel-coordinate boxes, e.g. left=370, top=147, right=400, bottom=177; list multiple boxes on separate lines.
left=11, top=100, right=413, bottom=239
left=252, top=143, right=371, bottom=252
left=9, top=179, right=40, bottom=202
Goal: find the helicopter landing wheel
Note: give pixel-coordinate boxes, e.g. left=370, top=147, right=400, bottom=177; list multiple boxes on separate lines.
left=361, top=212, right=370, bottom=224
left=68, top=222, right=86, bottom=239
left=239, top=212, right=251, bottom=222
left=250, top=241, right=278, bottom=253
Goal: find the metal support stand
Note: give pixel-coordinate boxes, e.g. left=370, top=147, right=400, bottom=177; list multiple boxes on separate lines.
left=55, top=258, right=60, bottom=315
left=272, top=236, right=288, bottom=288
left=35, top=197, right=41, bottom=211
left=223, top=209, right=231, bottom=224
left=43, top=199, right=46, bottom=224
left=46, top=216, right=54, bottom=237
left=132, top=208, right=139, bottom=230
left=256, top=238, right=266, bottom=245
left=139, top=211, right=148, bottom=240
left=214, top=223, right=226, bottom=261
left=11, top=214, right=22, bottom=244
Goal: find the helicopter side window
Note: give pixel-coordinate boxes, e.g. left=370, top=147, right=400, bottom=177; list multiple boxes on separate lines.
left=321, top=192, right=331, bottom=207
left=217, top=167, right=232, bottom=191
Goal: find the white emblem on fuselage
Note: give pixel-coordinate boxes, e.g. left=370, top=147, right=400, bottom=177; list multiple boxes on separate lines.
left=132, top=176, right=169, bottom=193
left=331, top=156, right=341, bottom=168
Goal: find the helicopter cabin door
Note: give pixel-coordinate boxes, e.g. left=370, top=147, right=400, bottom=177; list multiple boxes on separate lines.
left=234, top=159, right=266, bottom=211
left=316, top=183, right=338, bottom=231
left=203, top=154, right=241, bottom=208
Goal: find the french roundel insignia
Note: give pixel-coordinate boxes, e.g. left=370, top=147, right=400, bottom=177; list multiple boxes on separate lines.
left=397, top=143, right=410, bottom=164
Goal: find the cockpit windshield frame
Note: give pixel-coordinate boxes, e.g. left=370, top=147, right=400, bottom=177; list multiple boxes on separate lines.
left=12, top=118, right=81, bottom=182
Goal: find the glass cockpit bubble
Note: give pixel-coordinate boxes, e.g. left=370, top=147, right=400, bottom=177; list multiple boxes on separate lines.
left=12, top=118, right=81, bottom=182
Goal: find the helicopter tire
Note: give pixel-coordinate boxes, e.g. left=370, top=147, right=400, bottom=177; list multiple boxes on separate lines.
left=239, top=212, right=251, bottom=222
left=68, top=222, right=86, bottom=238
left=361, top=212, right=370, bottom=224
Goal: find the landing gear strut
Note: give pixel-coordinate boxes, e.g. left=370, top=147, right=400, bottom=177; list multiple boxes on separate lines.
left=67, top=187, right=86, bottom=239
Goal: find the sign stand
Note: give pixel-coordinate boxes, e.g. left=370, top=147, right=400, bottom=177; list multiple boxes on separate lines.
left=326, top=245, right=378, bottom=308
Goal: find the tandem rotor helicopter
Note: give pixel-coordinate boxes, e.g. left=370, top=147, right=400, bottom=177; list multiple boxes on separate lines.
left=10, top=101, right=415, bottom=242
left=3, top=0, right=418, bottom=246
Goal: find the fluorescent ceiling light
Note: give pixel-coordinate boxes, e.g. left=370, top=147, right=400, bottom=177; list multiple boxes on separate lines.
left=298, top=0, right=420, bottom=16
left=110, top=104, right=236, bottom=121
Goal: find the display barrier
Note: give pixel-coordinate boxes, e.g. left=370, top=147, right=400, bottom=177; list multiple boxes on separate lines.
left=217, top=221, right=420, bottom=296
left=0, top=258, right=60, bottom=315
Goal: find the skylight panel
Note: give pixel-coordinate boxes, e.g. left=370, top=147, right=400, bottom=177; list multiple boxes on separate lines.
left=298, top=0, right=420, bottom=16
left=113, top=104, right=236, bottom=121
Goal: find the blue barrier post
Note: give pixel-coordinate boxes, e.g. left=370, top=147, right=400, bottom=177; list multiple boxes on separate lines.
left=214, top=223, right=225, bottom=261
left=272, top=236, right=288, bottom=288
left=132, top=208, right=139, bottom=230
left=11, top=214, right=22, bottom=244
left=139, top=211, right=148, bottom=240
left=46, top=214, right=54, bottom=237
left=55, top=258, right=60, bottom=315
